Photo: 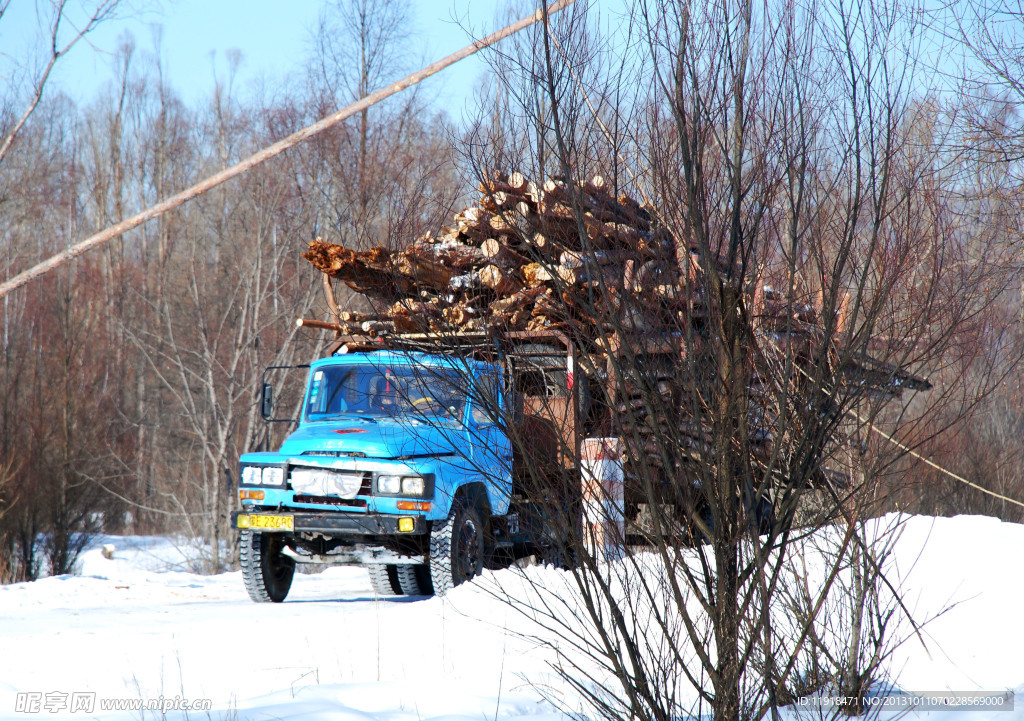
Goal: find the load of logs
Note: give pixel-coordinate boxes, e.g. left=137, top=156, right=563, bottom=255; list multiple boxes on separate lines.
left=302, top=172, right=700, bottom=341
left=301, top=172, right=930, bottom=480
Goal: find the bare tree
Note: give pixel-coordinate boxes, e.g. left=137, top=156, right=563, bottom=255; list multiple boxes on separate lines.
left=941, top=1, right=1024, bottom=169
left=121, top=73, right=323, bottom=569
left=437, top=1, right=1024, bottom=720
left=305, top=0, right=459, bottom=250
left=0, top=0, right=122, bottom=167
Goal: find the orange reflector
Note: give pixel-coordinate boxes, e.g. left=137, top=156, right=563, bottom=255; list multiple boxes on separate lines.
left=239, top=490, right=265, bottom=501
left=397, top=517, right=415, bottom=533
left=396, top=501, right=431, bottom=511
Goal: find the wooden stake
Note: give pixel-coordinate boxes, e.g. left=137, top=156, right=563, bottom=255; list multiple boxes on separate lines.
left=321, top=273, right=341, bottom=327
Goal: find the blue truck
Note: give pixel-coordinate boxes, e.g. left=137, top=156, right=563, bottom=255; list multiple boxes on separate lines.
left=231, top=331, right=583, bottom=601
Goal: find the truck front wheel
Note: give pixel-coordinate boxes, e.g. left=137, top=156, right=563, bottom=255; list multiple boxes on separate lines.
left=430, top=498, right=484, bottom=596
left=240, top=530, right=295, bottom=603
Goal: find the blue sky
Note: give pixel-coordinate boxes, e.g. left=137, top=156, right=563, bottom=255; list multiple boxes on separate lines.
left=0, top=0, right=514, bottom=117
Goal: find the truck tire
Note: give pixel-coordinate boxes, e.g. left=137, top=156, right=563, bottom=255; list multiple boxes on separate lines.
left=240, top=530, right=294, bottom=603
left=430, top=497, right=484, bottom=596
left=540, top=541, right=578, bottom=570
left=394, top=564, right=427, bottom=595
left=414, top=564, right=434, bottom=595
left=367, top=564, right=400, bottom=595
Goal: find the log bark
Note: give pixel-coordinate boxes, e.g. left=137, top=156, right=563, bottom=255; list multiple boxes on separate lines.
left=479, top=264, right=523, bottom=295
left=296, top=317, right=348, bottom=334
left=481, top=237, right=530, bottom=267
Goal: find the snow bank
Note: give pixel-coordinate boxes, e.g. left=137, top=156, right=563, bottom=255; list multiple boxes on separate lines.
left=0, top=515, right=1019, bottom=720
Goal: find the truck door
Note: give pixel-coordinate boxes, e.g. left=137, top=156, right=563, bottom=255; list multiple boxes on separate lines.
left=469, top=370, right=512, bottom=512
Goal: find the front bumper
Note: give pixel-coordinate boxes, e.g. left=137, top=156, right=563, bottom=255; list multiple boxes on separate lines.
left=231, top=510, right=427, bottom=536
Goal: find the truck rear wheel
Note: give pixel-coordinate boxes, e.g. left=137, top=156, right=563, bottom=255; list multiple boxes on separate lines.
left=414, top=564, right=434, bottom=595
left=395, top=564, right=428, bottom=595
left=367, top=564, right=400, bottom=595
left=240, top=530, right=295, bottom=603
left=430, top=497, right=484, bottom=596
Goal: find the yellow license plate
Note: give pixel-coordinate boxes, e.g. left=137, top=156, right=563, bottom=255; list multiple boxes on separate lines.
left=245, top=514, right=293, bottom=531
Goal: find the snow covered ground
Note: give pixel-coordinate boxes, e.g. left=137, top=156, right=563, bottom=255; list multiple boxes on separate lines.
left=0, top=514, right=1020, bottom=721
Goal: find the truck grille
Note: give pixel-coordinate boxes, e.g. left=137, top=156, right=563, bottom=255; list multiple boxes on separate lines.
left=288, top=469, right=372, bottom=499
left=292, top=495, right=368, bottom=509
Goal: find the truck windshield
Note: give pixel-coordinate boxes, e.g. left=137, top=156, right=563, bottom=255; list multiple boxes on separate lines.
left=305, top=364, right=467, bottom=422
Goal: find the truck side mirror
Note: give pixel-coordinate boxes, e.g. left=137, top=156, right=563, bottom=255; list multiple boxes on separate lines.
left=260, top=383, right=273, bottom=420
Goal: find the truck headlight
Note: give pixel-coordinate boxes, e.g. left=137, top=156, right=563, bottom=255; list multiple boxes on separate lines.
left=241, top=465, right=284, bottom=487
left=401, top=476, right=425, bottom=495
left=241, top=466, right=261, bottom=486
left=377, top=475, right=401, bottom=494
left=261, top=467, right=284, bottom=486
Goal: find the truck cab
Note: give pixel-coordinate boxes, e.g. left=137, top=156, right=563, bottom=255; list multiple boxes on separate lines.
left=233, top=342, right=569, bottom=601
